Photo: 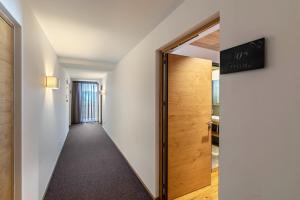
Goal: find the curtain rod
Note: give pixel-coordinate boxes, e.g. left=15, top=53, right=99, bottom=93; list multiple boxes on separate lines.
left=72, top=81, right=99, bottom=84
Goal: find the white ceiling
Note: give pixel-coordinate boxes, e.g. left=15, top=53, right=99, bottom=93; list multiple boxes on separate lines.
left=60, top=57, right=112, bottom=80
left=66, top=68, right=107, bottom=80
left=27, top=0, right=184, bottom=66
left=172, top=45, right=220, bottom=63
left=59, top=57, right=116, bottom=71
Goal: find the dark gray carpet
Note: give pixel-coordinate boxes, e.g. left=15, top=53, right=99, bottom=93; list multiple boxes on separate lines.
left=44, top=123, right=152, bottom=200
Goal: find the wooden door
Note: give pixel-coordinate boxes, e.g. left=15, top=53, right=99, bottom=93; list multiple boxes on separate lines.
left=168, top=54, right=212, bottom=199
left=0, top=15, right=14, bottom=200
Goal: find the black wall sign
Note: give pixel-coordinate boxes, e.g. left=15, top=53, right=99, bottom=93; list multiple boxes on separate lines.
left=220, top=38, right=265, bottom=74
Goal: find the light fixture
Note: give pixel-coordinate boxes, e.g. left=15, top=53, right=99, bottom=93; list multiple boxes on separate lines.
left=212, top=69, right=220, bottom=81
left=45, top=76, right=60, bottom=89
left=100, top=89, right=106, bottom=95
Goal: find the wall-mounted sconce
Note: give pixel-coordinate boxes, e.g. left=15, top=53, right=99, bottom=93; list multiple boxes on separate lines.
left=100, top=90, right=106, bottom=95
left=45, top=76, right=60, bottom=89
left=212, top=69, right=220, bottom=81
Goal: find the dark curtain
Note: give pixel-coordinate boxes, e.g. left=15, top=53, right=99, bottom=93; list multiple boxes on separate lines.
left=71, top=81, right=99, bottom=124
left=71, top=82, right=81, bottom=124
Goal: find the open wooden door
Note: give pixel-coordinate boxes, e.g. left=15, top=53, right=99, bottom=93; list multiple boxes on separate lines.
left=0, top=15, right=14, bottom=200
left=168, top=54, right=212, bottom=199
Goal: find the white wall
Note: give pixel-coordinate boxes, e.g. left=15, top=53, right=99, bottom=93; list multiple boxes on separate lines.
left=103, top=0, right=219, bottom=197
left=0, top=0, right=70, bottom=200
left=22, top=3, right=70, bottom=199
left=220, top=1, right=300, bottom=200
left=104, top=0, right=300, bottom=199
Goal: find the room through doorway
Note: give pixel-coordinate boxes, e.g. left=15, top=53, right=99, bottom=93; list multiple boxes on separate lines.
left=160, top=18, right=220, bottom=200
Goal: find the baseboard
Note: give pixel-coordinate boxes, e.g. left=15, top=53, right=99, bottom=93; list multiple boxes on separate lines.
left=102, top=126, right=157, bottom=200
left=41, top=129, right=70, bottom=200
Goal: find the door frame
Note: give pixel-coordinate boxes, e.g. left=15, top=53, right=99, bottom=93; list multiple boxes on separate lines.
left=158, top=17, right=220, bottom=200
left=0, top=3, right=22, bottom=200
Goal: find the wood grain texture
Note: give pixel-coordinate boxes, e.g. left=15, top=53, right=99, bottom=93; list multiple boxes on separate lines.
left=175, top=169, right=218, bottom=200
left=0, top=15, right=14, bottom=200
left=168, top=54, right=212, bottom=200
left=191, top=30, right=220, bottom=51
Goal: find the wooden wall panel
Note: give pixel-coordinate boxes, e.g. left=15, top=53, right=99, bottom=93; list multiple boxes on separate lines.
left=191, top=30, right=220, bottom=51
left=0, top=15, right=14, bottom=200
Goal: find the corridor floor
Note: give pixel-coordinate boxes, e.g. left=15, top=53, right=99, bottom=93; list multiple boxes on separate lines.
left=44, top=123, right=152, bottom=200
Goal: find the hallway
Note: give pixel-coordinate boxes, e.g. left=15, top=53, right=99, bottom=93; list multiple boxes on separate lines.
left=44, top=124, right=152, bottom=200
left=1, top=0, right=300, bottom=200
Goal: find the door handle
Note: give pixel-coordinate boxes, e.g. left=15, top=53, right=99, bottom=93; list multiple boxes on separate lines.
left=207, top=121, right=213, bottom=129
left=207, top=121, right=214, bottom=138
left=202, top=121, right=213, bottom=143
